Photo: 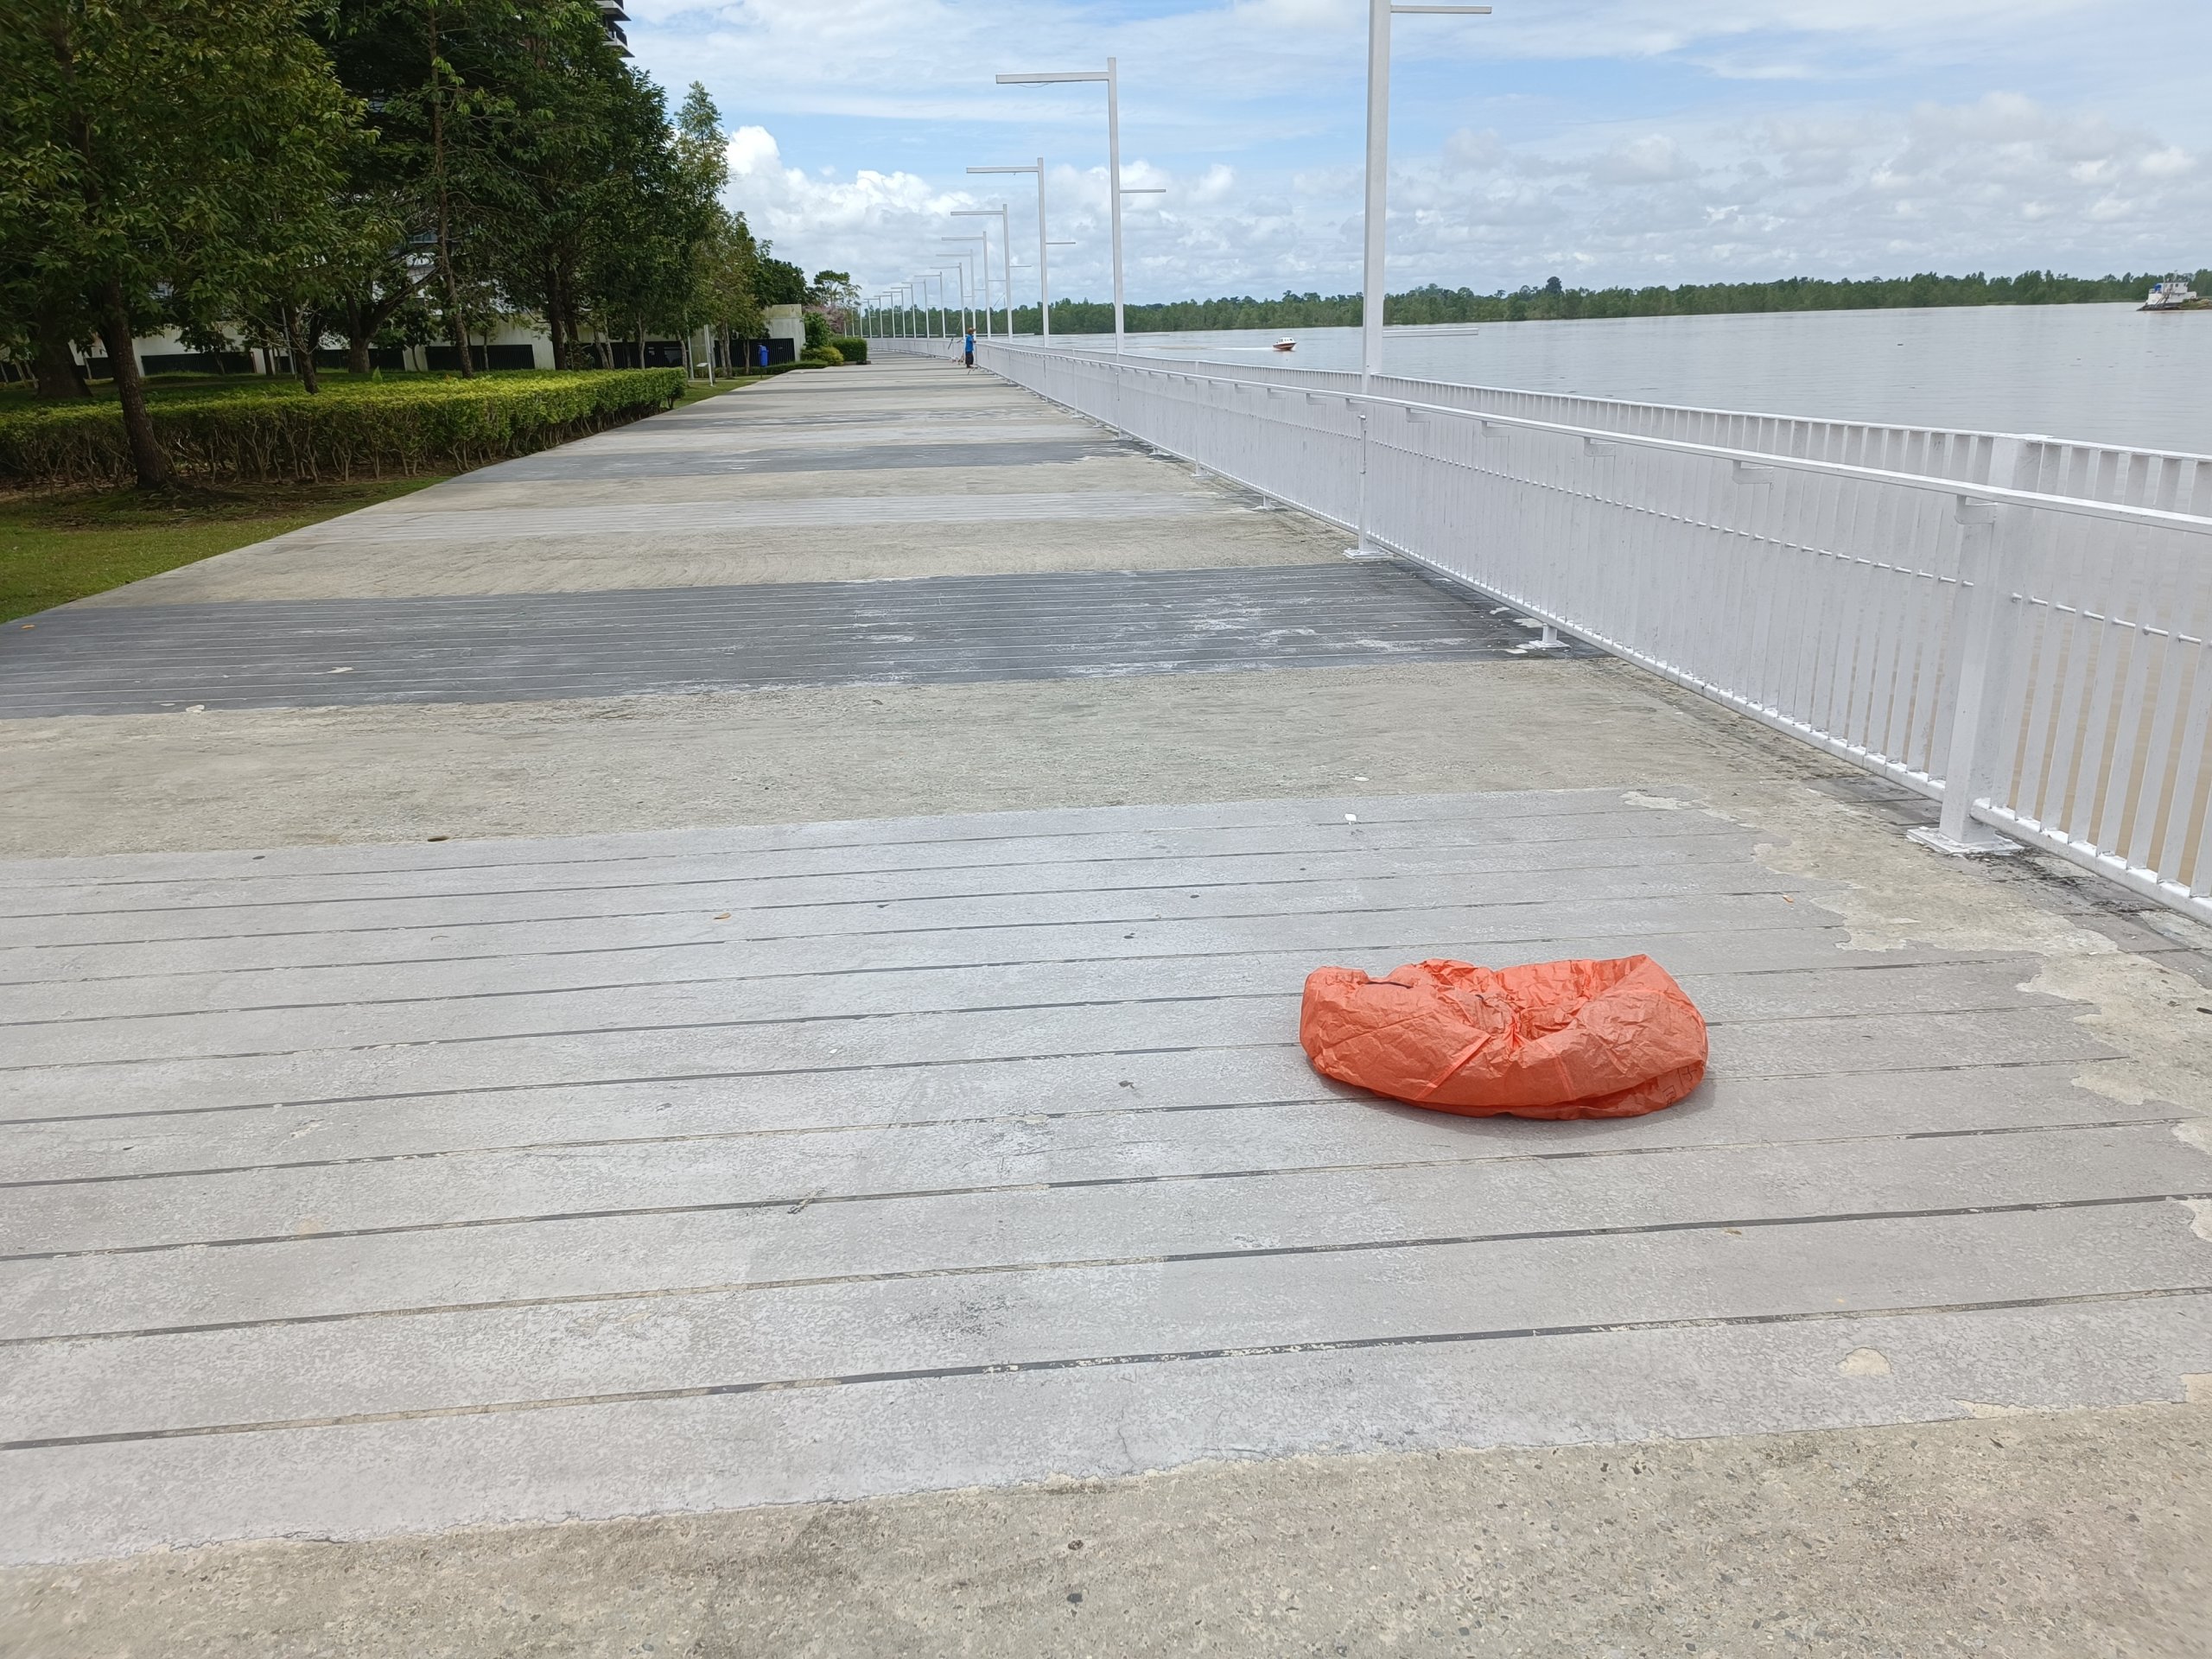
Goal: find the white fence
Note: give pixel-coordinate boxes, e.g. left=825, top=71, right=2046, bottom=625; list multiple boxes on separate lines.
left=974, top=338, right=2212, bottom=922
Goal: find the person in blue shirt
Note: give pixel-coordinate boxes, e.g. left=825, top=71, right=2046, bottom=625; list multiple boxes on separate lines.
left=963, top=328, right=976, bottom=370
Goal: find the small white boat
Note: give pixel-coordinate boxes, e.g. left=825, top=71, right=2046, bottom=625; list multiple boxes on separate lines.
left=2142, top=276, right=2202, bottom=311
left=1271, top=338, right=1297, bottom=352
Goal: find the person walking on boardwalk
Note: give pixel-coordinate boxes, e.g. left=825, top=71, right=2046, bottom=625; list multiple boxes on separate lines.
left=963, top=328, right=976, bottom=370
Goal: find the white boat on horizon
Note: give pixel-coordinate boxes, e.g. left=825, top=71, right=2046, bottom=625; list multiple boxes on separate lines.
left=2142, top=276, right=2203, bottom=311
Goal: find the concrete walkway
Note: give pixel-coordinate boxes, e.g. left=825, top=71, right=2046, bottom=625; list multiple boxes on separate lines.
left=3, top=358, right=2209, bottom=1655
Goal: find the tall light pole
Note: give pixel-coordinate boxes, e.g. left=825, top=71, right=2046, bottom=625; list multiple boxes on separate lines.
left=1363, top=1, right=1490, bottom=390
left=940, top=242, right=980, bottom=333
left=1348, top=0, right=1491, bottom=557
left=969, top=161, right=1046, bottom=337
left=998, top=60, right=1144, bottom=354
left=951, top=209, right=1007, bottom=336
left=937, top=266, right=964, bottom=340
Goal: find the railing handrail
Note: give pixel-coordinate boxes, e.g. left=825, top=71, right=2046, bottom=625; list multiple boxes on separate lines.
left=988, top=343, right=2212, bottom=537
left=982, top=335, right=2212, bottom=470
left=977, top=334, right=2212, bottom=921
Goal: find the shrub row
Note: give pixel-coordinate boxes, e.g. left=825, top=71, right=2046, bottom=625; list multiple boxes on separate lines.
left=828, top=335, right=868, bottom=365
left=0, top=370, right=686, bottom=486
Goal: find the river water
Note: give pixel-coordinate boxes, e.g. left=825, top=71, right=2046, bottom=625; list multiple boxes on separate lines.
left=1055, top=302, right=2212, bottom=457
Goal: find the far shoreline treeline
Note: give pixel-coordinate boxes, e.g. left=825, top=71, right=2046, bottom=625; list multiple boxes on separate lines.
left=987, top=269, right=2210, bottom=335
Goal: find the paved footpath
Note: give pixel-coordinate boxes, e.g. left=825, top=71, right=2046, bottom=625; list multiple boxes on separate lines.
left=3, top=358, right=2210, bottom=1656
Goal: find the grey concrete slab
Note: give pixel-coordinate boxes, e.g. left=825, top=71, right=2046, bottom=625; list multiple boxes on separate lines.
left=0, top=564, right=1592, bottom=718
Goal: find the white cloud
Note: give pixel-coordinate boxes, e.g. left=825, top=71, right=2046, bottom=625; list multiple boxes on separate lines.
left=635, top=0, right=2210, bottom=299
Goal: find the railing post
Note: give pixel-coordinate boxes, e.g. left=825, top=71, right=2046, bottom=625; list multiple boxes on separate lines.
left=1345, top=404, right=1390, bottom=560
left=1910, top=491, right=2020, bottom=856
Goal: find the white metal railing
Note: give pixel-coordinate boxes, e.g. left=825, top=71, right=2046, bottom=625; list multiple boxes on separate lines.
left=874, top=335, right=960, bottom=358
left=981, top=338, right=2212, bottom=921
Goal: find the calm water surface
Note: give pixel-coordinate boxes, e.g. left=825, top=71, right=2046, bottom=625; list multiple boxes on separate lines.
left=1058, top=304, right=2211, bottom=456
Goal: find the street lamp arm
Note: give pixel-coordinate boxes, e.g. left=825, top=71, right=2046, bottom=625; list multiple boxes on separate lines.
left=967, top=164, right=1039, bottom=175
left=995, top=56, right=1126, bottom=353
left=1120, top=187, right=1166, bottom=194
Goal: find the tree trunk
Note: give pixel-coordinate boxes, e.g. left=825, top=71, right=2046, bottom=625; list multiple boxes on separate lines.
left=427, top=7, right=474, bottom=379
left=545, top=267, right=567, bottom=369
left=30, top=328, right=86, bottom=400
left=99, top=283, right=170, bottom=489
left=346, top=298, right=372, bottom=374
left=283, top=302, right=320, bottom=393
left=635, top=317, right=646, bottom=371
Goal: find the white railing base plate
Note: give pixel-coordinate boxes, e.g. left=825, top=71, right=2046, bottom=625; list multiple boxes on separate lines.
left=1908, top=825, right=2026, bottom=859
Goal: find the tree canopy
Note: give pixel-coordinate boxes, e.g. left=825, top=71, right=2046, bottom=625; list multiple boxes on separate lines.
left=2, top=0, right=794, bottom=484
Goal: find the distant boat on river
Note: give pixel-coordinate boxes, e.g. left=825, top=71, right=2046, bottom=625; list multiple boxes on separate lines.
left=2142, top=276, right=2205, bottom=312
left=1272, top=338, right=1297, bottom=352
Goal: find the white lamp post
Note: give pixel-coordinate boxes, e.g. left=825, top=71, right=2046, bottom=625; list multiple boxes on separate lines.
left=969, top=161, right=1046, bottom=337
left=936, top=267, right=963, bottom=340
left=942, top=236, right=988, bottom=336
left=1361, top=0, right=1491, bottom=389
left=951, top=209, right=1009, bottom=337
left=998, top=60, right=1149, bottom=355
left=1348, top=0, right=1491, bottom=556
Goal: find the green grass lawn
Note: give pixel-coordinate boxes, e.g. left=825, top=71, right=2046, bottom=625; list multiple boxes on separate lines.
left=0, top=475, right=447, bottom=623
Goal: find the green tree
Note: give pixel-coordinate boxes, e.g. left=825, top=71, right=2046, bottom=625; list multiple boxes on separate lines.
left=3, top=0, right=362, bottom=480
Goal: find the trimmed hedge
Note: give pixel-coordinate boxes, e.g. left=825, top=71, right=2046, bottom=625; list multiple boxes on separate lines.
left=828, top=335, right=868, bottom=365
left=0, top=370, right=686, bottom=486
left=798, top=346, right=844, bottom=366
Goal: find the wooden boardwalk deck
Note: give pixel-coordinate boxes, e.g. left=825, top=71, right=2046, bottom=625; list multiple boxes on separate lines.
left=2, top=360, right=2208, bottom=1605
left=5, top=791, right=2209, bottom=1560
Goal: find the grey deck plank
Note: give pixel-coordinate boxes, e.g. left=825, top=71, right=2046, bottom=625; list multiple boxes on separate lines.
left=3, top=788, right=2205, bottom=1563
left=0, top=788, right=1669, bottom=889
left=14, top=1293, right=2208, bottom=1560
left=0, top=812, right=1747, bottom=919
left=0, top=1001, right=2120, bottom=1125
left=0, top=956, right=2044, bottom=1071
left=3, top=1084, right=2183, bottom=1340
left=3, top=1090, right=2191, bottom=1261
left=0, top=863, right=1817, bottom=953
left=0, top=836, right=1768, bottom=941
left=0, top=921, right=1893, bottom=1027
left=7, top=1205, right=2208, bottom=1448
left=0, top=945, right=2006, bottom=1048
left=0, top=897, right=1838, bottom=993
left=0, top=563, right=1595, bottom=718
left=0, top=1054, right=2135, bottom=1195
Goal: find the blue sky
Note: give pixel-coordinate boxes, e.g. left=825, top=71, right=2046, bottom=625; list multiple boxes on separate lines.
left=620, top=0, right=2210, bottom=304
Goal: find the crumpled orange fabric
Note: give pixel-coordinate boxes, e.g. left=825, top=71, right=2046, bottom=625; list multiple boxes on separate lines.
left=1300, top=955, right=1707, bottom=1119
